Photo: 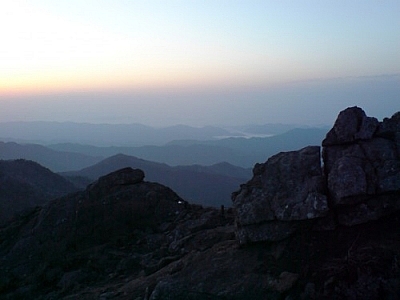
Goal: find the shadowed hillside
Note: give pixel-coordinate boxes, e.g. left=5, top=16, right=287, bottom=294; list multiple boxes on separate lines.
left=0, top=159, right=78, bottom=225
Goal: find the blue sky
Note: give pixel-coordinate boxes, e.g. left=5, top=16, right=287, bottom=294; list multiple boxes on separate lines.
left=0, top=1, right=399, bottom=126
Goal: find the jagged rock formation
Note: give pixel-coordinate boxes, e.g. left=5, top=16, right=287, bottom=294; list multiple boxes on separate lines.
left=323, top=107, right=400, bottom=226
left=232, top=107, right=400, bottom=243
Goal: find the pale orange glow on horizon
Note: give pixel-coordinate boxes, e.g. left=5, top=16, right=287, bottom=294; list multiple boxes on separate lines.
left=1, top=56, right=308, bottom=99
left=0, top=1, right=343, bottom=100
left=1, top=0, right=398, bottom=127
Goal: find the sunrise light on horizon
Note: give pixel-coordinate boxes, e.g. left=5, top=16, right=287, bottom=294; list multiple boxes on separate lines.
left=1, top=0, right=399, bottom=126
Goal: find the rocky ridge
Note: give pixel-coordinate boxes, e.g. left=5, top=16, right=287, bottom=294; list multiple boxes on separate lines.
left=0, top=107, right=399, bottom=299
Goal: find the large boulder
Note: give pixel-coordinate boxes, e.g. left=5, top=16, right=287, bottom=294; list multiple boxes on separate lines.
left=232, top=146, right=328, bottom=243
left=322, top=106, right=379, bottom=146
left=323, top=107, right=400, bottom=225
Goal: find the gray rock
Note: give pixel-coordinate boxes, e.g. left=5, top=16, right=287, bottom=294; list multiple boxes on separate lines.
left=376, top=111, right=400, bottom=138
left=233, top=107, right=400, bottom=244
left=232, top=146, right=328, bottom=243
left=235, top=221, right=299, bottom=243
left=88, top=167, right=145, bottom=193
left=322, top=106, right=379, bottom=146
left=336, top=194, right=400, bottom=226
left=268, top=271, right=299, bottom=293
left=323, top=107, right=400, bottom=225
left=355, top=113, right=380, bottom=140
left=57, top=270, right=86, bottom=290
left=327, top=156, right=368, bottom=205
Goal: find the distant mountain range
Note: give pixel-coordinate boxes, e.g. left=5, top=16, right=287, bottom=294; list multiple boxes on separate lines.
left=48, top=127, right=328, bottom=168
left=0, top=123, right=328, bottom=207
left=0, top=122, right=235, bottom=146
left=62, top=154, right=251, bottom=207
left=0, top=121, right=315, bottom=146
left=0, top=127, right=328, bottom=171
left=0, top=141, right=101, bottom=172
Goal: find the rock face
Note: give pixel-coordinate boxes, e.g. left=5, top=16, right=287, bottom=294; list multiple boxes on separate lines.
left=232, top=106, right=400, bottom=243
left=233, top=146, right=328, bottom=243
left=323, top=107, right=400, bottom=226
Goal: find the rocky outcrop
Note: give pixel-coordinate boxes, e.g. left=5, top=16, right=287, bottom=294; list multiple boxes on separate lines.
left=233, top=146, right=328, bottom=243
left=232, top=107, right=400, bottom=243
left=0, top=168, right=187, bottom=287
left=323, top=107, right=400, bottom=226
left=0, top=167, right=238, bottom=300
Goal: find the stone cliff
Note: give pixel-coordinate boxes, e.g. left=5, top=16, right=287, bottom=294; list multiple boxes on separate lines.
left=0, top=107, right=399, bottom=300
left=232, top=106, right=400, bottom=243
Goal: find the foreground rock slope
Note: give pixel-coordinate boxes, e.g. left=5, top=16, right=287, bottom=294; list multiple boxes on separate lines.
left=0, top=107, right=399, bottom=299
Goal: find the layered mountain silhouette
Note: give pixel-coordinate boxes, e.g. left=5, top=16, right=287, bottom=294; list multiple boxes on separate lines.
left=1, top=126, right=328, bottom=175
left=50, top=127, right=328, bottom=168
left=0, top=122, right=234, bottom=146
left=0, top=121, right=310, bottom=146
left=63, top=154, right=251, bottom=207
left=0, top=141, right=102, bottom=172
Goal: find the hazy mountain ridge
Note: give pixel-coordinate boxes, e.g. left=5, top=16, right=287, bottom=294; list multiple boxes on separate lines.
left=0, top=141, right=102, bottom=172
left=63, top=154, right=251, bottom=207
left=231, top=123, right=306, bottom=135
left=0, top=121, right=235, bottom=146
left=111, top=127, right=328, bottom=167
left=0, top=125, right=327, bottom=208
left=0, top=121, right=317, bottom=147
left=48, top=127, right=328, bottom=168
left=1, top=122, right=328, bottom=170
left=168, top=127, right=328, bottom=152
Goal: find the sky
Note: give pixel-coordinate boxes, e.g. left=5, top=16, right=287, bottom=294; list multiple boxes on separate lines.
left=0, top=0, right=399, bottom=127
